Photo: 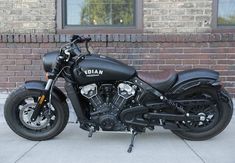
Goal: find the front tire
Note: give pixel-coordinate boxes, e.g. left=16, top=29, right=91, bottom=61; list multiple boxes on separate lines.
left=171, top=87, right=233, bottom=141
left=4, top=86, right=69, bottom=141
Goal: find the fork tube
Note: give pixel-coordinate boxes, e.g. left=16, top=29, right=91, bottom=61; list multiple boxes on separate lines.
left=45, top=79, right=53, bottom=90
left=31, top=79, right=53, bottom=122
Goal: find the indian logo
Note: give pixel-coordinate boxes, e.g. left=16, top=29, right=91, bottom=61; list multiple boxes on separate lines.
left=84, top=69, right=103, bottom=77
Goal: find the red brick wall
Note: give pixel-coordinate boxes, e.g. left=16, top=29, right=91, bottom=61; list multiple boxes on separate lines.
left=0, top=33, right=235, bottom=96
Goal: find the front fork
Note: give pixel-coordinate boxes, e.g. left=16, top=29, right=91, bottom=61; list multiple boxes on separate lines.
left=30, top=79, right=53, bottom=122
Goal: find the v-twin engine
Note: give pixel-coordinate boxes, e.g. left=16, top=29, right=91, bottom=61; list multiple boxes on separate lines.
left=80, top=83, right=136, bottom=131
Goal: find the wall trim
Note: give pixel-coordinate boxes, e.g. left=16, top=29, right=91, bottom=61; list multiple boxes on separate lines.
left=0, top=33, right=235, bottom=43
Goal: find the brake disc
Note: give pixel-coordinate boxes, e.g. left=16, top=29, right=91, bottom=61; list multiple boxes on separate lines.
left=19, top=103, right=50, bottom=130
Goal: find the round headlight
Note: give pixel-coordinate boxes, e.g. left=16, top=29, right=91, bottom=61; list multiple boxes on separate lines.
left=43, top=51, right=60, bottom=72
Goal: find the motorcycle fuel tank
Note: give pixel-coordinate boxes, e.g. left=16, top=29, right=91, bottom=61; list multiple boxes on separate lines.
left=73, top=54, right=136, bottom=85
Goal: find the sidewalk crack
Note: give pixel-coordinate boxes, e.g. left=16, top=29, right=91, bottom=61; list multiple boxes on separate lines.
left=15, top=141, right=40, bottom=163
left=183, top=140, right=206, bottom=163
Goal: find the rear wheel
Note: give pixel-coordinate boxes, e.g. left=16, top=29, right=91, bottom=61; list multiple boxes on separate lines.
left=4, top=86, right=69, bottom=141
left=171, top=86, right=233, bottom=141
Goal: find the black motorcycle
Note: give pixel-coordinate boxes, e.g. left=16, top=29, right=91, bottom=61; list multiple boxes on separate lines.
left=4, top=35, right=233, bottom=152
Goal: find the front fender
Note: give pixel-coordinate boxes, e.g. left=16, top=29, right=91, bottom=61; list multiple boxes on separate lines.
left=24, top=80, right=67, bottom=102
left=170, top=69, right=220, bottom=94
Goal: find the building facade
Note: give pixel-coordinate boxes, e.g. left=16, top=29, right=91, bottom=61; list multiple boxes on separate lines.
left=0, top=0, right=235, bottom=96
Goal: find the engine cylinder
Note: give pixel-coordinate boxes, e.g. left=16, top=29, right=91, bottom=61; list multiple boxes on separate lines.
left=80, top=84, right=103, bottom=108
left=112, top=83, right=136, bottom=109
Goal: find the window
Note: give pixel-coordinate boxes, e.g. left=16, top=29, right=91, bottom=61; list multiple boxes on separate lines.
left=57, top=0, right=143, bottom=33
left=213, top=0, right=235, bottom=30
left=217, top=0, right=235, bottom=26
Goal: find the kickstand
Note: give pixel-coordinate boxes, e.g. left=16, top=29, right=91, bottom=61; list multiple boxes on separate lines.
left=127, top=130, right=138, bottom=153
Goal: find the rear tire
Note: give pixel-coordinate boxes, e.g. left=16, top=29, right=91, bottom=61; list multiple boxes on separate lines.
left=171, top=87, right=233, bottom=141
left=4, top=86, right=69, bottom=141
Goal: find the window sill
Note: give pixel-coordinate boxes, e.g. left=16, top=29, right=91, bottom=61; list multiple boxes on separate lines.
left=212, top=28, right=235, bottom=33
left=57, top=27, right=143, bottom=34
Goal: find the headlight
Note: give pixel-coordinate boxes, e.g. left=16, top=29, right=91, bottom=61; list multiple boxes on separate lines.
left=43, top=51, right=60, bottom=72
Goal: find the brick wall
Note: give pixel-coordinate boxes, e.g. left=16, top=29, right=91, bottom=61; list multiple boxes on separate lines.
left=0, top=33, right=235, bottom=97
left=0, top=0, right=214, bottom=34
left=144, top=0, right=213, bottom=33
left=0, top=0, right=55, bottom=34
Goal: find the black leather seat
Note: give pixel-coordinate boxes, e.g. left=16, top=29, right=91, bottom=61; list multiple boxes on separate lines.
left=138, top=70, right=178, bottom=92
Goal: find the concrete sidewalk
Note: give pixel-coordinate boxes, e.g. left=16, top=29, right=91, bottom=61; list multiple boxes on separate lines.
left=0, top=119, right=234, bottom=163
left=0, top=94, right=235, bottom=163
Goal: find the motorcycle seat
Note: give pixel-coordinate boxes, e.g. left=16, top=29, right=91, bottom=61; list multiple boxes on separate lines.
left=138, top=70, right=178, bottom=92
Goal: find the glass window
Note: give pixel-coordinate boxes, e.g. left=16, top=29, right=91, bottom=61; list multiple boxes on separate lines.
left=217, top=0, right=235, bottom=26
left=65, top=0, right=135, bottom=27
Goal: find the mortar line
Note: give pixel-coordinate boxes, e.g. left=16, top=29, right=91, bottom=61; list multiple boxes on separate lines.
left=183, top=139, right=206, bottom=163
left=15, top=141, right=40, bottom=163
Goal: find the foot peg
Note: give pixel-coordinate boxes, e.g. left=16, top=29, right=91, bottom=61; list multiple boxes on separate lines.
left=127, top=130, right=138, bottom=153
left=88, top=126, right=95, bottom=138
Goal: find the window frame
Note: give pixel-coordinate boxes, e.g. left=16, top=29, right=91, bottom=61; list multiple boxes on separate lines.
left=212, top=0, right=235, bottom=32
left=57, top=0, right=143, bottom=34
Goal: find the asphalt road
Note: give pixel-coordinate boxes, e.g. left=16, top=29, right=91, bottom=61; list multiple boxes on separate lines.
left=0, top=103, right=235, bottom=163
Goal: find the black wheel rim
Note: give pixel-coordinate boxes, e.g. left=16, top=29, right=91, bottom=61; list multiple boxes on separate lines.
left=179, top=89, right=220, bottom=132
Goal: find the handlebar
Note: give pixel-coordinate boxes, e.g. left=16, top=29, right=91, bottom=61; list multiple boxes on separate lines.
left=71, top=35, right=91, bottom=44
left=52, top=35, right=91, bottom=78
left=71, top=35, right=91, bottom=55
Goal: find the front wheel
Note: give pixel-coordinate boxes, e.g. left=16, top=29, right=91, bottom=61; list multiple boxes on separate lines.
left=4, top=86, right=69, bottom=141
left=171, top=86, right=233, bottom=141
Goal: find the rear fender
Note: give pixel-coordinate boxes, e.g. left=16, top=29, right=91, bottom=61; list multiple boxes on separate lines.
left=169, top=69, right=221, bottom=94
